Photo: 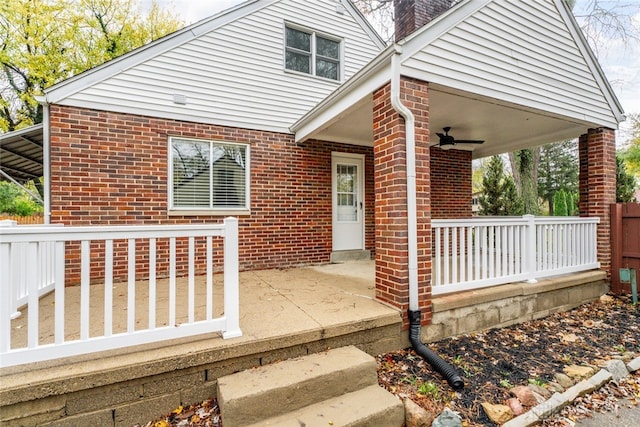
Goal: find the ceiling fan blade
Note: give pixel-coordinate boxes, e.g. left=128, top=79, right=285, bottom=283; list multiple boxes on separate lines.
left=454, top=140, right=484, bottom=144
left=435, top=133, right=445, bottom=138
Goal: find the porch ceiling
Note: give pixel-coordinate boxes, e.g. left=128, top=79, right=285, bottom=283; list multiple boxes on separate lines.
left=299, top=84, right=593, bottom=159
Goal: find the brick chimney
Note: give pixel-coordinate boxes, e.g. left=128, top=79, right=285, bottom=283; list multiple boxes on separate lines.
left=394, top=0, right=457, bottom=41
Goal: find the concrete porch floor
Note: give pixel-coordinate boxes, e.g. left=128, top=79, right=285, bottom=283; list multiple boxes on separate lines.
left=0, top=261, right=607, bottom=426
left=1, top=261, right=405, bottom=426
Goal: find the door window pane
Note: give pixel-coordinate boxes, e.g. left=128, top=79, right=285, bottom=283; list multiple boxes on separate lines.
left=337, top=164, right=357, bottom=222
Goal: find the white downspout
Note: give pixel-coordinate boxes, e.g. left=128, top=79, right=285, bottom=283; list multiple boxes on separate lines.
left=390, top=48, right=419, bottom=311
left=35, top=95, right=50, bottom=225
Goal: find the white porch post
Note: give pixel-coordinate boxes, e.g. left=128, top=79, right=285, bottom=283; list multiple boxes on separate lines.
left=524, top=214, right=538, bottom=284
left=222, top=217, right=242, bottom=339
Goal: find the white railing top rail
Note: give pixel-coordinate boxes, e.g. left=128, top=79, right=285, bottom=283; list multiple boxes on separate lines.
left=433, top=215, right=600, bottom=227
left=0, top=223, right=227, bottom=243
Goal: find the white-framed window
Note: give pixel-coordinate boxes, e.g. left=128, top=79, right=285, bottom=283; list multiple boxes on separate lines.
left=169, top=137, right=249, bottom=211
left=285, top=24, right=341, bottom=81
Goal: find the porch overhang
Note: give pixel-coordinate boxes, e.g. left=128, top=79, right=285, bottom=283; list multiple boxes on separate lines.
left=291, top=77, right=606, bottom=159
left=0, top=124, right=44, bottom=184
left=291, top=0, right=624, bottom=159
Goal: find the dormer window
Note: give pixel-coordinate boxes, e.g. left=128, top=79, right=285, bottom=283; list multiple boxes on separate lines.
left=285, top=25, right=341, bottom=81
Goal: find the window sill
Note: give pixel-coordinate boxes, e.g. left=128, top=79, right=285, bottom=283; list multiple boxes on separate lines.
left=168, top=209, right=251, bottom=217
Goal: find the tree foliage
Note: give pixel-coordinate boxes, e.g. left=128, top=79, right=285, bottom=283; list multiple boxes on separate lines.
left=538, top=140, right=579, bottom=215
left=479, top=156, right=523, bottom=216
left=0, top=0, right=183, bottom=132
left=553, top=190, right=568, bottom=216
left=620, top=113, right=640, bottom=178
left=0, top=181, right=42, bottom=215
left=616, top=155, right=637, bottom=203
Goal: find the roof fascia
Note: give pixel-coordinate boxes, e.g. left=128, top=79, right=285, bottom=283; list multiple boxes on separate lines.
left=396, top=0, right=491, bottom=59
left=554, top=0, right=625, bottom=124
left=341, top=0, right=387, bottom=50
left=43, top=0, right=276, bottom=104
left=0, top=123, right=44, bottom=142
left=290, top=44, right=397, bottom=142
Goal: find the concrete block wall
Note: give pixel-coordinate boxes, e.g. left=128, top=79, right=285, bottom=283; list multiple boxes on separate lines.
left=424, top=271, right=608, bottom=342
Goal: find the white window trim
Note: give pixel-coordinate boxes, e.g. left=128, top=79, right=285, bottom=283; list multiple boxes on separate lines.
left=283, top=22, right=343, bottom=82
left=168, top=136, right=251, bottom=214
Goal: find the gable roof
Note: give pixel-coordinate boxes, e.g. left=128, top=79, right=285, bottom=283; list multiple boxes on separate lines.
left=43, top=0, right=386, bottom=104
left=293, top=0, right=625, bottom=158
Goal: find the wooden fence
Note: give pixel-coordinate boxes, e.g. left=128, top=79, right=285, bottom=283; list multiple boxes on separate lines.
left=0, top=215, right=44, bottom=225
left=611, top=203, right=640, bottom=294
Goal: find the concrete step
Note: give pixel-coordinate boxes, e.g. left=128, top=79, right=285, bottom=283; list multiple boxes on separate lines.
left=217, top=346, right=382, bottom=427
left=247, top=385, right=404, bottom=427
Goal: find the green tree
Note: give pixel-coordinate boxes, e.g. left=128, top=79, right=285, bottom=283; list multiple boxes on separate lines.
left=479, top=156, right=523, bottom=216
left=0, top=181, right=42, bottom=215
left=620, top=114, right=640, bottom=178
left=509, top=148, right=540, bottom=215
left=538, top=140, right=579, bottom=215
left=616, top=155, right=637, bottom=203
left=553, top=190, right=568, bottom=216
left=0, top=0, right=183, bottom=131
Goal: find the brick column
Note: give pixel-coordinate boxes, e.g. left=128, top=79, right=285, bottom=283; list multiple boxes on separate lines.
left=578, top=127, right=616, bottom=279
left=372, top=77, right=431, bottom=327
left=430, top=147, right=472, bottom=219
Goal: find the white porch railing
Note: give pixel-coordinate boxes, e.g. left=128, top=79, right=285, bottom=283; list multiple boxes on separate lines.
left=0, top=218, right=241, bottom=368
left=0, top=221, right=61, bottom=319
left=432, top=215, right=600, bottom=295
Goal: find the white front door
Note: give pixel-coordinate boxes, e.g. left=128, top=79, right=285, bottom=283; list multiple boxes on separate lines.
left=332, top=153, right=364, bottom=251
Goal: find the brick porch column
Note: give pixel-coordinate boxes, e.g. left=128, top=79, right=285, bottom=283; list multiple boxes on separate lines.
left=578, top=127, right=616, bottom=279
left=372, top=77, right=432, bottom=327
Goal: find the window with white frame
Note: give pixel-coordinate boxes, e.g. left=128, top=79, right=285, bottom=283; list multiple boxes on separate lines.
left=170, top=137, right=249, bottom=211
left=285, top=24, right=341, bottom=81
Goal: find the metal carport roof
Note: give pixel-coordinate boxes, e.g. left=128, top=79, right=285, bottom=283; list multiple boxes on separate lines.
left=0, top=124, right=44, bottom=184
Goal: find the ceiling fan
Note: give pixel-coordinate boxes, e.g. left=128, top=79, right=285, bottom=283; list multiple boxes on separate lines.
left=435, top=127, right=484, bottom=148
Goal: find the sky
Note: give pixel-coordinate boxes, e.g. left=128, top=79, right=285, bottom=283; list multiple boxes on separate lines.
left=145, top=0, right=639, bottom=140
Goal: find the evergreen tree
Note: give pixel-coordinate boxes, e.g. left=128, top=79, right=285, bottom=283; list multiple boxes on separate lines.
left=479, top=156, right=523, bottom=216
left=538, top=140, right=578, bottom=215
left=616, top=155, right=637, bottom=203
left=553, top=190, right=568, bottom=216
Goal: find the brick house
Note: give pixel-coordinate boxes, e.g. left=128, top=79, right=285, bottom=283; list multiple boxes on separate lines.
left=4, top=0, right=623, bottom=324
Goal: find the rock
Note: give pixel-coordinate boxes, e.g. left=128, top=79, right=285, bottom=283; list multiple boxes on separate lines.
left=404, top=398, right=435, bottom=427
left=527, top=383, right=551, bottom=399
left=554, top=373, right=574, bottom=389
left=510, top=385, right=538, bottom=407
left=627, top=356, right=640, bottom=372
left=481, top=402, right=514, bottom=424
left=506, top=397, right=525, bottom=416
left=432, top=408, right=462, bottom=427
left=563, top=365, right=595, bottom=379
left=546, top=381, right=565, bottom=393
left=599, top=294, right=614, bottom=303
left=604, top=359, right=630, bottom=383
left=622, top=352, right=635, bottom=362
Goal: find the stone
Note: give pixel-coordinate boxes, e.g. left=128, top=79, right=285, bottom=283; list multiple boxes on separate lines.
left=502, top=410, right=539, bottom=427
left=481, top=402, right=514, bottom=424
left=554, top=373, right=574, bottom=389
left=563, top=365, right=595, bottom=379
left=627, top=356, right=640, bottom=372
left=510, top=385, right=538, bottom=407
left=562, top=379, right=595, bottom=402
left=527, top=383, right=551, bottom=399
left=604, top=359, right=630, bottom=383
left=599, top=294, right=614, bottom=303
left=404, top=398, right=435, bottom=427
left=506, top=397, right=525, bottom=416
left=530, top=393, right=570, bottom=419
left=432, top=408, right=463, bottom=427
left=588, top=369, right=613, bottom=388
left=546, top=382, right=565, bottom=393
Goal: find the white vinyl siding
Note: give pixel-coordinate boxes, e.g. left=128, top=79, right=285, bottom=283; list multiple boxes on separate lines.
left=55, top=0, right=382, bottom=134
left=170, top=138, right=249, bottom=211
left=402, top=0, right=617, bottom=128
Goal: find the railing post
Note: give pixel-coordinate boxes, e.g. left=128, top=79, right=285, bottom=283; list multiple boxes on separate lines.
left=222, top=217, right=242, bottom=339
left=0, top=236, right=11, bottom=356
left=524, top=215, right=538, bottom=283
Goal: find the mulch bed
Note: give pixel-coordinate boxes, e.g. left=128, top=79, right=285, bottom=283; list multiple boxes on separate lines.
left=143, top=294, right=639, bottom=426
left=377, top=294, right=640, bottom=426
